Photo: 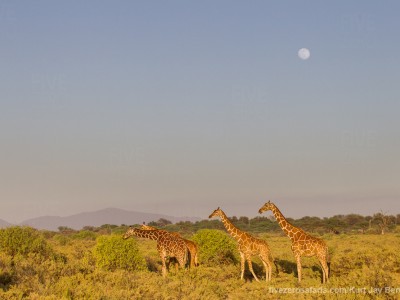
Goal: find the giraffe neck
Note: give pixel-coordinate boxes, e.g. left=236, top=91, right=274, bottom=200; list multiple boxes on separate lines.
left=218, top=211, right=244, bottom=241
left=132, top=229, right=161, bottom=241
left=270, top=204, right=300, bottom=241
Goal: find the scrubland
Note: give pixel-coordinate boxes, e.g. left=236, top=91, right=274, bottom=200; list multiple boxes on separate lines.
left=0, top=226, right=399, bottom=299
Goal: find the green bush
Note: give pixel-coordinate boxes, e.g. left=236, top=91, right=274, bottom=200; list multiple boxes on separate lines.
left=93, top=235, right=146, bottom=272
left=53, top=234, right=71, bottom=246
left=192, top=229, right=238, bottom=266
left=0, top=226, right=52, bottom=258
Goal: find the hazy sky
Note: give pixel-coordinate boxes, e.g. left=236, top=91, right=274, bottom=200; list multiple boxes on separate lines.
left=1, top=1, right=399, bottom=223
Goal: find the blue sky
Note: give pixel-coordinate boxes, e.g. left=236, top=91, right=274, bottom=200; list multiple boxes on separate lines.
left=1, top=1, right=399, bottom=222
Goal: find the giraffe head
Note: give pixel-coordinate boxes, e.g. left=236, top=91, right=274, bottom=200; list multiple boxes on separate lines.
left=258, top=200, right=275, bottom=214
left=209, top=207, right=223, bottom=219
left=122, top=226, right=136, bottom=239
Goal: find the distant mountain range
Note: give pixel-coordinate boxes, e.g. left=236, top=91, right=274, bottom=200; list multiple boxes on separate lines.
left=0, top=219, right=11, bottom=228
left=0, top=208, right=201, bottom=231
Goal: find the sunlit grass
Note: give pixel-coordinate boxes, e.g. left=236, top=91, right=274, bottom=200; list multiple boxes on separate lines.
left=0, top=230, right=399, bottom=299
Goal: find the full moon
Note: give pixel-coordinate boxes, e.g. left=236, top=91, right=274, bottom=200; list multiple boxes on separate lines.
left=298, top=48, right=311, bottom=60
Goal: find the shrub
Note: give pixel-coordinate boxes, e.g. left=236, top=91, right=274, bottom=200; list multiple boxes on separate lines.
left=53, top=234, right=71, bottom=246
left=0, top=226, right=52, bottom=258
left=192, top=229, right=238, bottom=266
left=93, top=235, right=146, bottom=272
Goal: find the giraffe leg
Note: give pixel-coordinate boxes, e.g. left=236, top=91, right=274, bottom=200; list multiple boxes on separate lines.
left=246, top=257, right=259, bottom=282
left=161, top=255, right=167, bottom=277
left=260, top=255, right=272, bottom=282
left=188, top=252, right=192, bottom=268
left=175, top=257, right=179, bottom=272
left=189, top=250, right=194, bottom=268
left=265, top=260, right=272, bottom=282
left=240, top=252, right=245, bottom=280
left=268, top=261, right=272, bottom=281
left=322, top=263, right=327, bottom=284
left=295, top=255, right=302, bottom=283
left=194, top=252, right=199, bottom=267
left=185, top=249, right=190, bottom=270
left=178, top=255, right=185, bottom=270
left=266, top=255, right=273, bottom=281
left=261, top=260, right=268, bottom=282
left=175, top=249, right=187, bottom=272
left=319, top=258, right=329, bottom=284
left=167, top=257, right=178, bottom=272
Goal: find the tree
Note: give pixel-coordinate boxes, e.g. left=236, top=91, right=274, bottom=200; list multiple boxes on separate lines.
left=238, top=216, right=249, bottom=224
left=373, top=211, right=394, bottom=235
left=58, top=226, right=75, bottom=233
left=149, top=218, right=172, bottom=227
left=229, top=216, right=238, bottom=223
left=345, top=214, right=365, bottom=226
left=82, top=226, right=96, bottom=232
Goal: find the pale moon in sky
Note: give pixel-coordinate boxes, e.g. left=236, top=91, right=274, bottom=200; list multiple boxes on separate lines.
left=298, top=48, right=311, bottom=60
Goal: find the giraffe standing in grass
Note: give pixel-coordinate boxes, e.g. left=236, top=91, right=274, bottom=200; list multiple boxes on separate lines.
left=258, top=200, right=330, bottom=283
left=140, top=224, right=199, bottom=268
left=209, top=207, right=274, bottom=282
left=123, top=227, right=188, bottom=277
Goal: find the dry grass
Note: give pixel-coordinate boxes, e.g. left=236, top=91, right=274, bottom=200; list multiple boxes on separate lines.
left=0, top=231, right=399, bottom=299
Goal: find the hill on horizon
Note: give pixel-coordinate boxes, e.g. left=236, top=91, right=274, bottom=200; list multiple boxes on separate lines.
left=17, top=208, right=201, bottom=231
left=0, top=219, right=11, bottom=228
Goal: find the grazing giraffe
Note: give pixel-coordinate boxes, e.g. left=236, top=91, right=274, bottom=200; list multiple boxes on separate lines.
left=140, top=224, right=199, bottom=268
left=209, top=207, right=274, bottom=282
left=123, top=227, right=188, bottom=277
left=258, top=200, right=330, bottom=283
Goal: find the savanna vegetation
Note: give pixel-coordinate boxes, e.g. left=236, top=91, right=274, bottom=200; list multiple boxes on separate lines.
left=0, top=213, right=399, bottom=299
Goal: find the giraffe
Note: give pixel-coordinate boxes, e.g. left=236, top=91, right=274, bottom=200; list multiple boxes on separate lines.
left=123, top=227, right=188, bottom=277
left=140, top=224, right=199, bottom=268
left=258, top=200, right=330, bottom=283
left=209, top=207, right=274, bottom=282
